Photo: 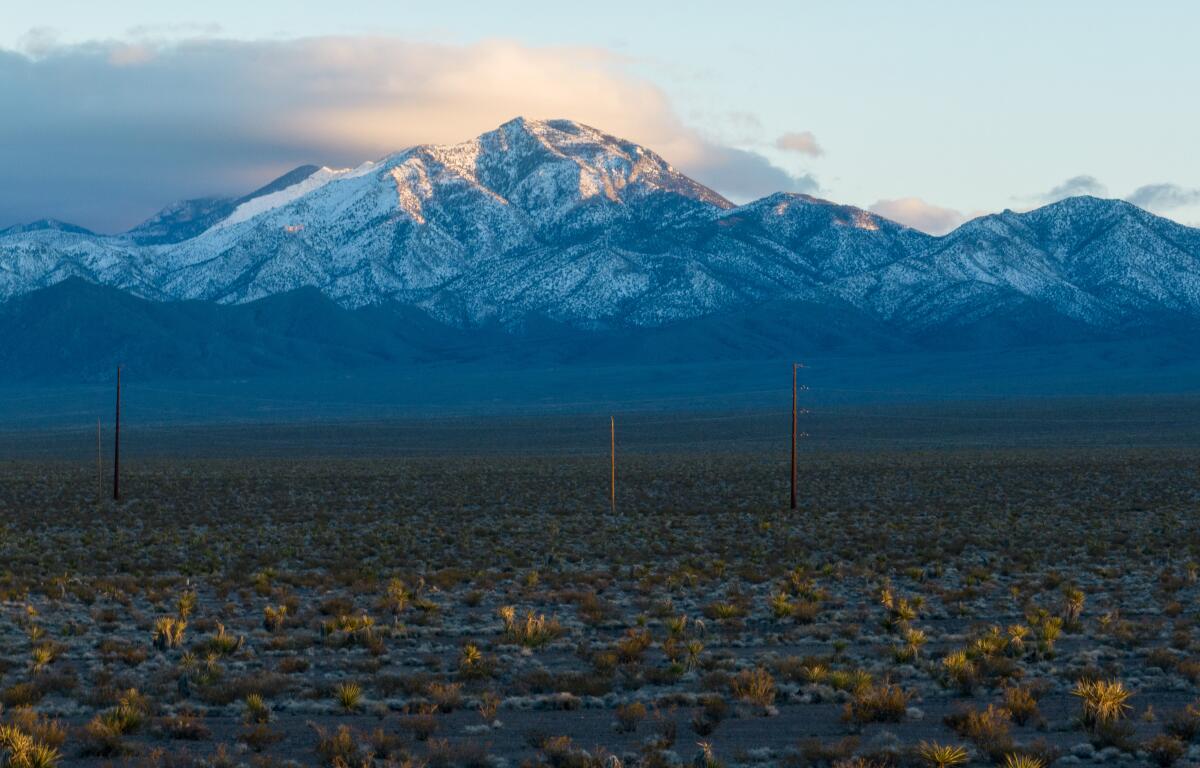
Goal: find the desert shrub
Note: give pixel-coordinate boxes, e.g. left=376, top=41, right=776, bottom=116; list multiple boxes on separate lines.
left=403, top=709, right=438, bottom=742
left=615, top=628, right=653, bottom=663
left=239, top=723, right=284, bottom=752
left=427, top=681, right=462, bottom=712
left=702, top=600, right=745, bottom=622
left=194, top=622, right=243, bottom=656
left=1002, top=684, right=1042, bottom=726
left=614, top=701, right=647, bottom=732
left=730, top=668, right=775, bottom=710
left=499, top=606, right=563, bottom=648
left=690, top=695, right=726, bottom=736
left=944, top=704, right=1012, bottom=759
left=154, top=710, right=210, bottom=740
left=843, top=683, right=909, bottom=724
left=311, top=723, right=366, bottom=767
left=941, top=650, right=977, bottom=694
left=1144, top=734, right=1186, bottom=767
left=1, top=683, right=44, bottom=708
left=1166, top=700, right=1200, bottom=741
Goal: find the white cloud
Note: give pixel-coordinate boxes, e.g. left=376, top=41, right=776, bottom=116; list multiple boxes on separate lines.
left=0, top=36, right=810, bottom=230
left=1126, top=183, right=1200, bottom=212
left=774, top=131, right=823, bottom=157
left=868, top=197, right=966, bottom=235
left=1038, top=175, right=1108, bottom=203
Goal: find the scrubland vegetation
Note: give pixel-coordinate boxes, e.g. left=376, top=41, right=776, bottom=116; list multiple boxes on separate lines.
left=1, top=422, right=1199, bottom=766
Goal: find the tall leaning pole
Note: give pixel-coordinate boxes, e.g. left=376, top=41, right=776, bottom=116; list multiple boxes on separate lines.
left=790, top=362, right=801, bottom=511
left=97, top=417, right=102, bottom=502
left=610, top=416, right=616, bottom=515
left=113, top=366, right=121, bottom=501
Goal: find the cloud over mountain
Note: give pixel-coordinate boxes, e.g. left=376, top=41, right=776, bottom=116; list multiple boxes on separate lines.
left=1126, top=183, right=1200, bottom=212
left=868, top=197, right=966, bottom=235
left=0, top=36, right=804, bottom=231
left=1038, top=175, right=1108, bottom=203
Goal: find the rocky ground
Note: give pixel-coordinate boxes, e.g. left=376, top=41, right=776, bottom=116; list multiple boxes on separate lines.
left=2, top=440, right=1199, bottom=767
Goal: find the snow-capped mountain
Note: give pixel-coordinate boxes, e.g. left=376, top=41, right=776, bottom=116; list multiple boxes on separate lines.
left=2, top=117, right=1200, bottom=341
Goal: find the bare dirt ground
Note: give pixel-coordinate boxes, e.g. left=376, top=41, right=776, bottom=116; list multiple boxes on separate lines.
left=2, top=404, right=1200, bottom=767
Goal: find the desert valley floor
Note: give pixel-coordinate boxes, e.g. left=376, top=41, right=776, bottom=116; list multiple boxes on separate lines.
left=2, top=399, right=1200, bottom=767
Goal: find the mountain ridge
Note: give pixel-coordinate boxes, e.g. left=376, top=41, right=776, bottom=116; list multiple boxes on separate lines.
left=2, top=118, right=1199, bottom=343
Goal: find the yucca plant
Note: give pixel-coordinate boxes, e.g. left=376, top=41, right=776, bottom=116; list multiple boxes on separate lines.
left=499, top=607, right=562, bottom=648
left=942, top=649, right=977, bottom=693
left=1003, top=755, right=1045, bottom=768
left=200, top=622, right=243, bottom=656
left=895, top=627, right=927, bottom=663
left=262, top=604, right=288, bottom=632
left=152, top=616, right=187, bottom=650
left=1073, top=678, right=1133, bottom=728
left=244, top=693, right=271, bottom=724
left=384, top=577, right=411, bottom=614
left=334, top=681, right=362, bottom=712
left=30, top=643, right=56, bottom=672
left=177, top=589, right=197, bottom=620
left=916, top=741, right=969, bottom=768
left=665, top=615, right=688, bottom=637
left=0, top=725, right=61, bottom=768
left=769, top=591, right=794, bottom=620
left=1006, top=624, right=1030, bottom=655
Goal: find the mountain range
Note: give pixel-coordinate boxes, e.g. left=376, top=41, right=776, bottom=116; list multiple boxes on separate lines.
left=2, top=117, right=1199, bottom=383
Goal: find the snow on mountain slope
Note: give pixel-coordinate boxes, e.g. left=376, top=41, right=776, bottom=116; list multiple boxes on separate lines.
left=2, top=118, right=1200, bottom=340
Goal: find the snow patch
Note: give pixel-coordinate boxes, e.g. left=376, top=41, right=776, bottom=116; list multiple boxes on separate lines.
left=213, top=161, right=379, bottom=229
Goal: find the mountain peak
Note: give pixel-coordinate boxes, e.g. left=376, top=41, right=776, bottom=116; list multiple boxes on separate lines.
left=0, top=218, right=94, bottom=236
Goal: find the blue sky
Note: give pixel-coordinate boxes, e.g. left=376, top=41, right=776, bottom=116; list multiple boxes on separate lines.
left=2, top=0, right=1198, bottom=232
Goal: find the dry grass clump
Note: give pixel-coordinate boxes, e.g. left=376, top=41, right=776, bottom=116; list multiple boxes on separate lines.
left=1143, top=734, right=1186, bottom=767
left=311, top=723, right=368, bottom=767
left=614, top=701, right=646, bottom=732
left=1002, top=684, right=1043, bottom=726
left=843, top=682, right=909, bottom=724
left=194, top=622, right=243, bottom=656
left=499, top=606, right=563, bottom=648
left=730, top=667, right=776, bottom=710
left=943, top=704, right=1012, bottom=760
left=81, top=688, right=149, bottom=756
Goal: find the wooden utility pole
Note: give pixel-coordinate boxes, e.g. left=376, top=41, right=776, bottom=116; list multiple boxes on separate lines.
left=610, top=416, right=616, bottom=514
left=113, top=366, right=121, bottom=501
left=96, top=418, right=102, bottom=502
left=790, top=362, right=799, bottom=511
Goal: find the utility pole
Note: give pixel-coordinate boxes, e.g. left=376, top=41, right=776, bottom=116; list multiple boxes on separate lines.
left=791, top=363, right=798, bottom=510
left=96, top=418, right=102, bottom=502
left=610, top=416, right=616, bottom=515
left=113, top=366, right=121, bottom=501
